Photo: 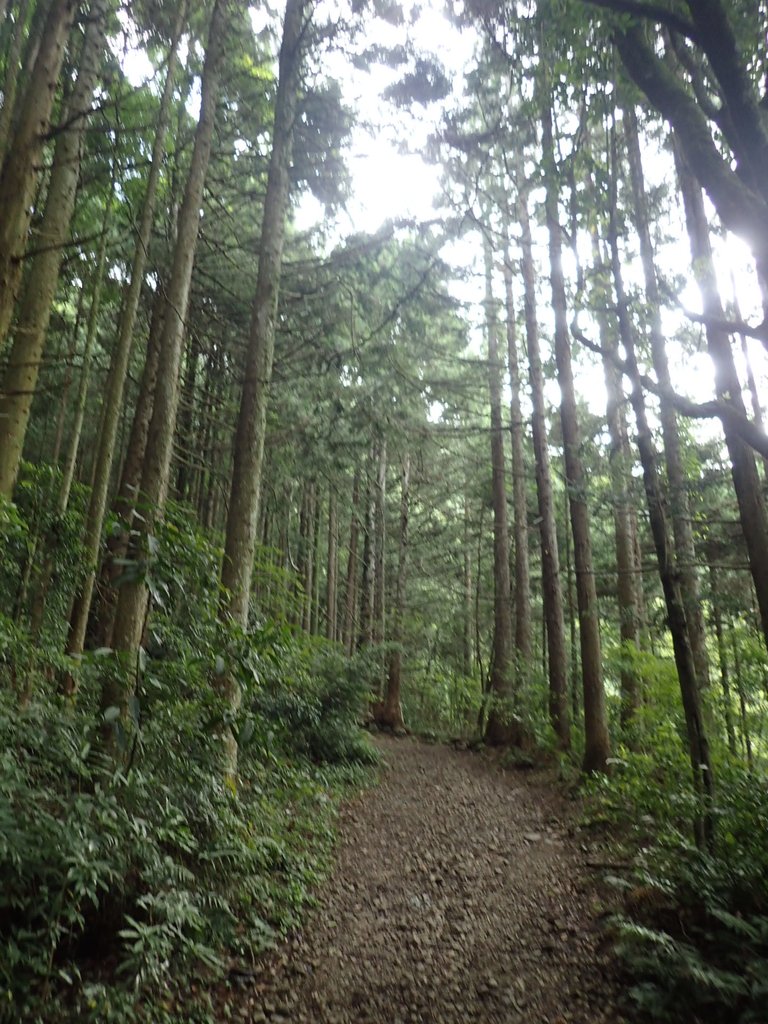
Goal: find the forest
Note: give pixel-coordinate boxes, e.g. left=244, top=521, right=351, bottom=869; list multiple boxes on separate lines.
left=1, top=0, right=767, bottom=1021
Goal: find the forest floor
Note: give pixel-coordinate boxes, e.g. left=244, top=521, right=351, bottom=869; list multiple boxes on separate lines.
left=223, top=734, right=628, bottom=1024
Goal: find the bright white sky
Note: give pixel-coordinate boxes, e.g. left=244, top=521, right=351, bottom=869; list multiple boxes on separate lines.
left=119, top=1, right=767, bottom=430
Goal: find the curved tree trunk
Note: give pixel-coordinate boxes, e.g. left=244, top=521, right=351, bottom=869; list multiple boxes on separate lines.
left=674, top=139, right=768, bottom=657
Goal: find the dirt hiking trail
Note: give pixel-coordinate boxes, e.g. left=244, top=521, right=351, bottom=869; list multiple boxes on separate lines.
left=242, top=735, right=626, bottom=1024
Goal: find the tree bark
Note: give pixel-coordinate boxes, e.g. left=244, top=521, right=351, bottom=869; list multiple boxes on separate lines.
left=377, top=454, right=410, bottom=731
left=482, top=233, right=518, bottom=747
left=326, top=485, right=338, bottom=641
left=674, top=139, right=768, bottom=657
left=709, top=565, right=737, bottom=756
left=0, top=0, right=106, bottom=495
left=0, top=0, right=80, bottom=350
left=518, top=174, right=570, bottom=750
left=542, top=94, right=609, bottom=771
left=372, top=437, right=387, bottom=647
left=342, top=468, right=361, bottom=654
left=109, top=0, right=228, bottom=663
left=502, top=225, right=532, bottom=671
left=624, top=102, right=711, bottom=691
left=605, top=130, right=714, bottom=846
left=219, top=0, right=309, bottom=627
left=592, top=233, right=641, bottom=729
left=0, top=0, right=32, bottom=164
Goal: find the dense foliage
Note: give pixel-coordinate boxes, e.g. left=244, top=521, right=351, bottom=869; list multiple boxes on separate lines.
left=1, top=0, right=767, bottom=1020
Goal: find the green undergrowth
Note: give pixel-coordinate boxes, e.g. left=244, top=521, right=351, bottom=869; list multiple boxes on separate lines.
left=0, top=679, right=377, bottom=1024
left=0, top=478, right=380, bottom=1023
left=585, top=735, right=768, bottom=1024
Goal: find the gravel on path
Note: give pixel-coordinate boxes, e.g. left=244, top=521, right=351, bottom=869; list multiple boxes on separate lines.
left=234, top=735, right=627, bottom=1024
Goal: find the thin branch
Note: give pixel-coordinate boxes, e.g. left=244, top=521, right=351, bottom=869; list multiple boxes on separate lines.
left=570, top=319, right=768, bottom=458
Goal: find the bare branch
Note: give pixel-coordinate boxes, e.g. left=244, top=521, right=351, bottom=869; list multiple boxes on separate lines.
left=570, top=319, right=768, bottom=458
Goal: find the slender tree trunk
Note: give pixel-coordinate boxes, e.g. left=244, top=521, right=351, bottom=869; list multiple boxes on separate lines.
left=518, top=177, right=570, bottom=750
left=300, top=480, right=316, bottom=633
left=51, top=280, right=87, bottom=465
left=109, top=0, right=228, bottom=668
left=372, top=438, right=387, bottom=647
left=0, top=0, right=32, bottom=164
left=592, top=234, right=641, bottom=729
left=326, top=486, right=338, bottom=642
left=624, top=103, right=711, bottom=691
left=0, top=0, right=106, bottom=495
left=542, top=95, right=609, bottom=771
left=482, top=233, right=518, bottom=746
left=358, top=455, right=375, bottom=649
left=59, top=192, right=112, bottom=509
left=219, top=0, right=309, bottom=625
left=502, top=225, right=532, bottom=671
left=0, top=0, right=80, bottom=350
left=463, top=491, right=472, bottom=676
left=64, top=9, right=185, bottom=663
left=378, top=454, right=410, bottom=730
left=729, top=626, right=753, bottom=769
left=709, top=565, right=738, bottom=756
left=83, top=282, right=166, bottom=650
left=342, top=469, right=360, bottom=654
left=606, top=132, right=714, bottom=847
left=674, top=140, right=768, bottom=657
left=28, top=199, right=111, bottom=637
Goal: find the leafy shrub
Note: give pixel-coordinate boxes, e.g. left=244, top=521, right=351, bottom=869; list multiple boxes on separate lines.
left=588, top=752, right=768, bottom=1023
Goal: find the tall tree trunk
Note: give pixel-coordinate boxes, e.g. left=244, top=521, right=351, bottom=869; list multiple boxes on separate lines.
left=372, top=437, right=387, bottom=647
left=709, top=565, right=738, bottom=756
left=463, top=490, right=473, bottom=677
left=518, top=175, right=570, bottom=750
left=358, top=454, right=375, bottom=649
left=300, top=480, right=316, bottom=633
left=51, top=278, right=87, bottom=466
left=482, top=233, right=517, bottom=746
left=592, top=234, right=641, bottom=730
left=0, top=0, right=106, bottom=495
left=0, top=0, right=80, bottom=350
left=729, top=626, right=753, bottom=769
left=109, top=0, right=228, bottom=671
left=674, top=140, right=768, bottom=657
left=326, top=485, right=338, bottom=642
left=502, top=225, right=532, bottom=671
left=29, top=193, right=111, bottom=637
left=605, top=130, right=714, bottom=847
left=219, top=0, right=309, bottom=624
left=378, top=454, right=410, bottom=731
left=58, top=189, right=112, bottom=509
left=0, top=0, right=32, bottom=163
left=624, top=102, right=711, bottom=691
left=64, top=8, right=185, bottom=664
left=342, top=469, right=361, bottom=654
left=215, top=0, right=309, bottom=775
left=542, top=94, right=609, bottom=771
